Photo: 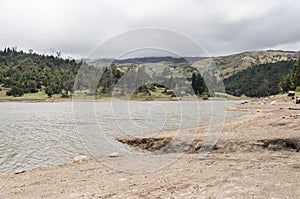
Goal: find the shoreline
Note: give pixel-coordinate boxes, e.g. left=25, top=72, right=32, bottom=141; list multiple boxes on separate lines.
left=1, top=95, right=300, bottom=198
left=0, top=96, right=248, bottom=103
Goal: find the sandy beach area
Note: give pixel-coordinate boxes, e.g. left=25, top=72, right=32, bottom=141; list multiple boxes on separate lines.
left=1, top=95, right=300, bottom=198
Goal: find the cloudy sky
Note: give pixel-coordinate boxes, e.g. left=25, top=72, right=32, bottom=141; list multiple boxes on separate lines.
left=0, top=0, right=300, bottom=58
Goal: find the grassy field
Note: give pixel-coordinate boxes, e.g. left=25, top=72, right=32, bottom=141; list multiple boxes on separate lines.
left=2, top=84, right=296, bottom=102
left=0, top=85, right=63, bottom=101
left=0, top=85, right=176, bottom=102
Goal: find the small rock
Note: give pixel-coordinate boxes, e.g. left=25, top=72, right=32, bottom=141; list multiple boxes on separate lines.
left=73, top=155, right=88, bottom=163
left=296, top=97, right=300, bottom=104
left=14, top=170, right=25, bottom=174
left=288, top=91, right=296, bottom=97
left=270, top=101, right=277, bottom=105
left=108, top=152, right=119, bottom=158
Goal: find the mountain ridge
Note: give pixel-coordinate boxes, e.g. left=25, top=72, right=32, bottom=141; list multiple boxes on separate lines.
left=87, top=50, right=300, bottom=78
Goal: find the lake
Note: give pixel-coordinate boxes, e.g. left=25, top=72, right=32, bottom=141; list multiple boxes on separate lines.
left=0, top=100, right=244, bottom=173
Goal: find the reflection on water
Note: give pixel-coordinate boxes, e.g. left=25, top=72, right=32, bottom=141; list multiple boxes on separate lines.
left=0, top=100, right=244, bottom=173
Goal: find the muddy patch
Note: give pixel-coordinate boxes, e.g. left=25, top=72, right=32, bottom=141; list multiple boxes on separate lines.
left=259, top=138, right=300, bottom=152
left=117, top=137, right=172, bottom=152
left=118, top=137, right=300, bottom=153
left=117, top=137, right=256, bottom=153
left=117, top=137, right=214, bottom=153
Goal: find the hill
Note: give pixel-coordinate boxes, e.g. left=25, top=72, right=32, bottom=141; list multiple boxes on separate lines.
left=0, top=48, right=80, bottom=100
left=0, top=48, right=299, bottom=100
left=91, top=50, right=299, bottom=79
left=224, top=60, right=296, bottom=97
left=193, top=50, right=299, bottom=79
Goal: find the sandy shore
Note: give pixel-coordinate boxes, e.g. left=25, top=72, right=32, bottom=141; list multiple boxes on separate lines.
left=1, top=95, right=300, bottom=198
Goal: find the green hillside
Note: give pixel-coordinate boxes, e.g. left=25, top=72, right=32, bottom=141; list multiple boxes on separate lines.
left=1, top=48, right=299, bottom=100
left=193, top=50, right=299, bottom=79
left=224, top=60, right=296, bottom=97
left=0, top=48, right=80, bottom=100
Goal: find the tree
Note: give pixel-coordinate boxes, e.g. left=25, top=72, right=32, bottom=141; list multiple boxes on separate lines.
left=280, top=58, right=300, bottom=92
left=292, top=58, right=300, bottom=87
left=45, top=86, right=54, bottom=97
left=46, top=84, right=61, bottom=97
left=192, top=73, right=207, bottom=96
left=280, top=73, right=293, bottom=92
left=56, top=51, right=61, bottom=58
left=62, top=72, right=75, bottom=97
left=25, top=80, right=38, bottom=93
left=6, top=86, right=24, bottom=97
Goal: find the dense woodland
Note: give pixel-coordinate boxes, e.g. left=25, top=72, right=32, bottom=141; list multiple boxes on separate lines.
left=224, top=60, right=296, bottom=97
left=0, top=48, right=80, bottom=97
left=279, top=58, right=300, bottom=92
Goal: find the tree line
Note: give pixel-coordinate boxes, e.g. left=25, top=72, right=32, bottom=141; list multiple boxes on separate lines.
left=0, top=47, right=80, bottom=97
left=0, top=48, right=209, bottom=98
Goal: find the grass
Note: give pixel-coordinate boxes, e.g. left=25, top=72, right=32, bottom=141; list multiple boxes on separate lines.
left=213, top=92, right=245, bottom=100
left=0, top=84, right=251, bottom=102
left=0, top=85, right=66, bottom=101
left=0, top=89, right=237, bottom=102
left=150, top=88, right=172, bottom=99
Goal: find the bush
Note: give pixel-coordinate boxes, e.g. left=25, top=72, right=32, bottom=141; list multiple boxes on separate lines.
left=45, top=85, right=61, bottom=97
left=6, top=86, right=24, bottom=97
left=295, top=86, right=300, bottom=92
left=25, top=80, right=38, bottom=93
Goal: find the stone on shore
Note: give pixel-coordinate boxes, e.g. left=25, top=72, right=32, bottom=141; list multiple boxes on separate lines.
left=296, top=97, right=300, bottom=104
left=288, top=91, right=296, bottom=97
left=108, top=152, right=119, bottom=158
left=73, top=155, right=88, bottom=163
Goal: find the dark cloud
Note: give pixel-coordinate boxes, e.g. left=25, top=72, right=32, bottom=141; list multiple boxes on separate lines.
left=0, top=0, right=299, bottom=58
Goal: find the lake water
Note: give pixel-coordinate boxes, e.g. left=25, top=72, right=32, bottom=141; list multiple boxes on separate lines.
left=0, top=100, right=244, bottom=173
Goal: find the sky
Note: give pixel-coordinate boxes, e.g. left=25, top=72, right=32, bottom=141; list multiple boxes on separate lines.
left=0, top=0, right=300, bottom=58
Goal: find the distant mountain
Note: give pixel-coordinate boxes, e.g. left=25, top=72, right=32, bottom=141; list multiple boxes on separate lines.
left=87, top=56, right=206, bottom=64
left=88, top=50, right=300, bottom=79
left=194, top=50, right=300, bottom=78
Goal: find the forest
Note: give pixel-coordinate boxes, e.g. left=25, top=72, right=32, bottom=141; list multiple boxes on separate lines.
left=0, top=48, right=208, bottom=99
left=0, top=48, right=80, bottom=98
left=224, top=60, right=297, bottom=97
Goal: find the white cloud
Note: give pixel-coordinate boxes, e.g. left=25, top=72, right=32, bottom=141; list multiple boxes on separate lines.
left=0, top=0, right=299, bottom=58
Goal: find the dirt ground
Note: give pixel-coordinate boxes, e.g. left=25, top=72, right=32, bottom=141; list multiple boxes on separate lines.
left=1, top=95, right=300, bottom=198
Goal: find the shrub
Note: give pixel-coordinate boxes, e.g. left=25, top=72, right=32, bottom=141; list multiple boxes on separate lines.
left=6, top=86, right=24, bottom=97
left=25, top=80, right=38, bottom=93
left=45, top=84, right=61, bottom=97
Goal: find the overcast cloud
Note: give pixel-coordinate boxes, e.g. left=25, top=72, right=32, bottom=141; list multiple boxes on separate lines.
left=0, top=0, right=300, bottom=58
